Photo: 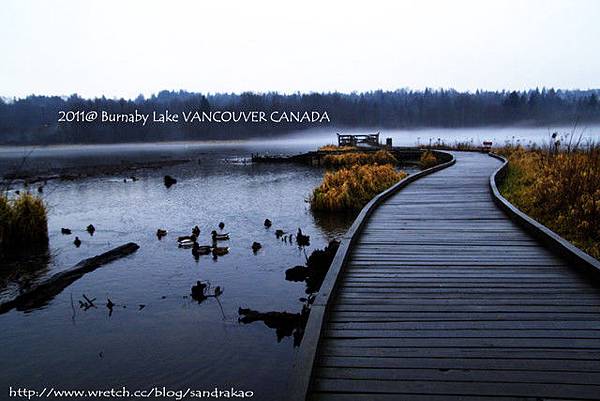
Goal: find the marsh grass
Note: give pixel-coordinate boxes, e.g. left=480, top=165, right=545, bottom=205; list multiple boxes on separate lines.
left=0, top=192, right=48, bottom=259
left=322, top=149, right=398, bottom=167
left=0, top=196, right=11, bottom=256
left=498, top=141, right=600, bottom=259
left=310, top=164, right=407, bottom=211
left=420, top=150, right=438, bottom=169
left=424, top=139, right=479, bottom=151
left=318, top=144, right=357, bottom=152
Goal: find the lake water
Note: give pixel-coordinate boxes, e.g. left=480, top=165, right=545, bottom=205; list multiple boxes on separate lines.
left=0, top=140, right=362, bottom=401
left=1, top=125, right=599, bottom=400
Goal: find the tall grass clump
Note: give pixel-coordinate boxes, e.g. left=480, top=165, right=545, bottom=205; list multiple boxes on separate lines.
left=0, top=192, right=48, bottom=259
left=323, top=149, right=397, bottom=167
left=311, top=164, right=406, bottom=211
left=318, top=144, right=357, bottom=152
left=0, top=196, right=12, bottom=258
left=498, top=142, right=600, bottom=259
left=420, top=150, right=438, bottom=169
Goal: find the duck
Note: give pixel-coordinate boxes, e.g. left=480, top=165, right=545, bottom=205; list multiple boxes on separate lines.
left=86, top=224, right=96, bottom=235
left=212, top=246, right=229, bottom=257
left=73, top=237, right=82, bottom=247
left=61, top=228, right=72, bottom=235
left=296, top=228, right=310, bottom=246
left=218, top=222, right=225, bottom=230
left=178, top=234, right=197, bottom=242
left=275, top=229, right=285, bottom=238
left=178, top=239, right=195, bottom=248
left=192, top=225, right=201, bottom=237
left=251, top=242, right=262, bottom=252
left=164, top=175, right=177, bottom=188
left=191, top=281, right=207, bottom=296
left=191, top=281, right=208, bottom=301
left=211, top=230, right=230, bottom=241
left=192, top=243, right=212, bottom=256
left=264, top=219, right=272, bottom=228
left=156, top=229, right=168, bottom=239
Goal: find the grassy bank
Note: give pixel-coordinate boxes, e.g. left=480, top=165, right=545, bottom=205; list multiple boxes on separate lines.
left=0, top=193, right=48, bottom=259
left=498, top=144, right=600, bottom=259
left=311, top=164, right=406, bottom=211
left=318, top=145, right=357, bottom=153
left=420, top=150, right=438, bottom=169
left=322, top=149, right=398, bottom=167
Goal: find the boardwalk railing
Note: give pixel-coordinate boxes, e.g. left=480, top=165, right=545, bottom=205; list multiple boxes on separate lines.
left=288, top=150, right=455, bottom=401
left=489, top=152, right=600, bottom=278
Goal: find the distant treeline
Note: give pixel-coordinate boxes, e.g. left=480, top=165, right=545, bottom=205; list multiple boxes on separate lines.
left=1, top=88, right=599, bottom=145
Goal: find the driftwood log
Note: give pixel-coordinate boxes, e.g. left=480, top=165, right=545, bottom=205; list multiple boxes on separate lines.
left=0, top=242, right=139, bottom=314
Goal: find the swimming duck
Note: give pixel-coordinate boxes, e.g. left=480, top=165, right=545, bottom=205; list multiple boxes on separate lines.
left=212, top=246, right=229, bottom=257
left=178, top=234, right=197, bottom=242
left=178, top=239, right=195, bottom=248
left=156, top=229, right=168, bottom=239
left=296, top=228, right=310, bottom=246
left=61, top=228, right=72, bottom=235
left=264, top=219, right=272, bottom=228
left=218, top=222, right=225, bottom=230
left=164, top=175, right=177, bottom=188
left=191, top=281, right=207, bottom=297
left=192, top=244, right=212, bottom=256
left=86, top=224, right=96, bottom=235
left=192, top=225, right=201, bottom=237
left=275, top=229, right=285, bottom=238
left=73, top=237, right=82, bottom=247
left=191, top=281, right=208, bottom=301
left=211, top=230, right=230, bottom=241
left=251, top=242, right=262, bottom=252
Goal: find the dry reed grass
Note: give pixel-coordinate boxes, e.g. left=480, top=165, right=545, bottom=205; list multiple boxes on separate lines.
left=322, top=149, right=397, bottom=167
left=0, top=192, right=48, bottom=258
left=311, top=164, right=406, bottom=211
left=498, top=140, right=600, bottom=259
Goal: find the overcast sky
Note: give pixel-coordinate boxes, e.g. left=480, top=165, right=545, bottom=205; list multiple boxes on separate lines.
left=1, top=0, right=599, bottom=99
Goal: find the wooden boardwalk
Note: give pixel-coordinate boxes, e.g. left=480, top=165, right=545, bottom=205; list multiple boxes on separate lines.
left=306, top=152, right=600, bottom=401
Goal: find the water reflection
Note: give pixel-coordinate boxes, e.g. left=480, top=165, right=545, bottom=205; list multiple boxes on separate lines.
left=0, top=250, right=50, bottom=308
left=238, top=240, right=340, bottom=347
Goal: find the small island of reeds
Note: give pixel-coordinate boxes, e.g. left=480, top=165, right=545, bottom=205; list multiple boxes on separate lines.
left=0, top=192, right=48, bottom=260
left=310, top=145, right=407, bottom=211
left=419, top=150, right=439, bottom=169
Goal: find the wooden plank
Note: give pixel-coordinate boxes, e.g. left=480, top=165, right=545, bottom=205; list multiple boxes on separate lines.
left=324, top=329, right=600, bottom=339
left=312, top=378, right=600, bottom=399
left=316, top=367, right=600, bottom=385
left=310, top=394, right=540, bottom=401
left=320, top=345, right=600, bottom=360
left=329, top=312, right=600, bottom=322
left=317, top=356, right=600, bottom=372
left=321, top=336, right=600, bottom=349
left=330, top=304, right=600, bottom=313
left=327, top=320, right=600, bottom=330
